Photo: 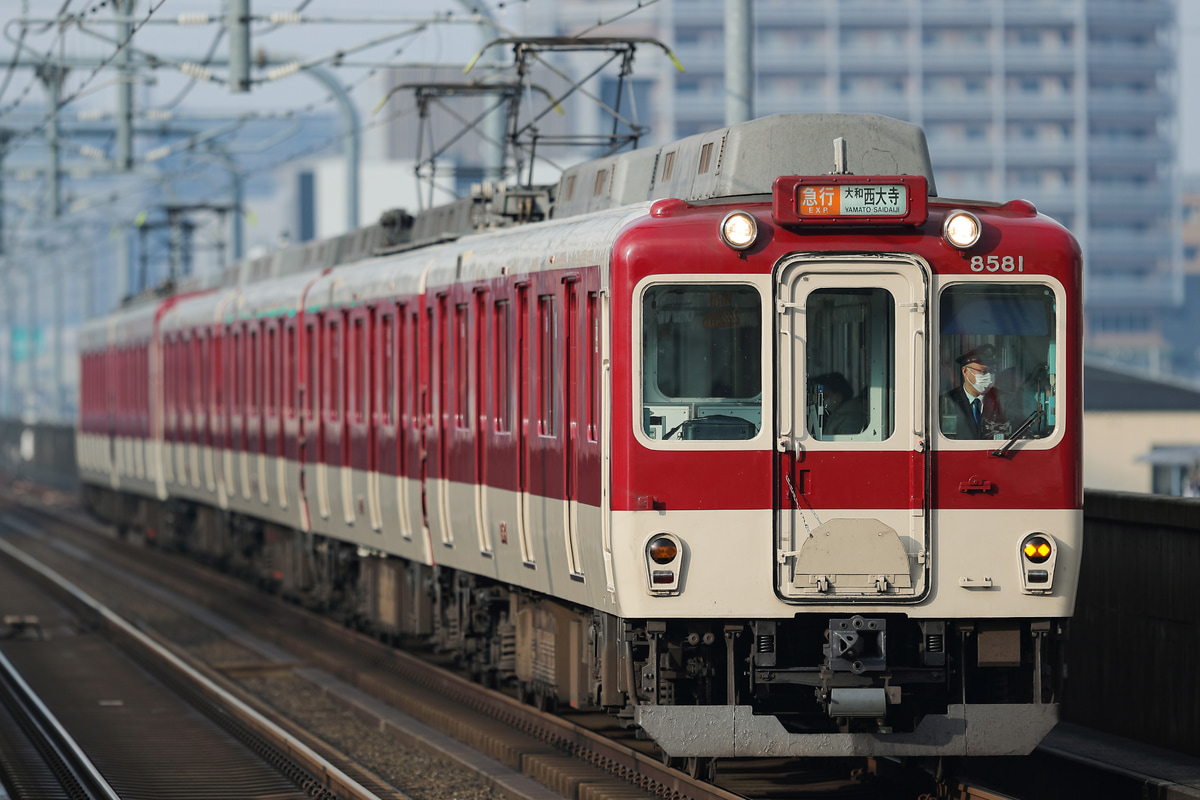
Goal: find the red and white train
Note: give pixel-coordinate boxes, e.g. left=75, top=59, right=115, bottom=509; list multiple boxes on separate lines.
left=78, top=113, right=1081, bottom=769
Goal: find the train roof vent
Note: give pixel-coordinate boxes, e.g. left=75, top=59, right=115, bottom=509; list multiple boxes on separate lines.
left=552, top=113, right=937, bottom=219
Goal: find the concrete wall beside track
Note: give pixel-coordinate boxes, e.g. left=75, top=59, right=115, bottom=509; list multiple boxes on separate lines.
left=1068, top=490, right=1200, bottom=759
left=0, top=420, right=78, bottom=492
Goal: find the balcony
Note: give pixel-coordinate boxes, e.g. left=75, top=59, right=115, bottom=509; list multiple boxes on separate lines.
left=1087, top=93, right=1173, bottom=119
left=1086, top=1, right=1173, bottom=30
left=1087, top=274, right=1179, bottom=307
left=1088, top=140, right=1173, bottom=166
left=1088, top=187, right=1175, bottom=215
left=836, top=3, right=910, bottom=27
left=921, top=96, right=995, bottom=121
left=1001, top=98, right=1077, bottom=121
left=839, top=96, right=913, bottom=119
left=1006, top=143, right=1077, bottom=168
left=1086, top=230, right=1176, bottom=263
left=1088, top=46, right=1173, bottom=73
left=916, top=3, right=995, bottom=26
left=838, top=53, right=912, bottom=73
left=755, top=47, right=837, bottom=75
left=1003, top=47, right=1077, bottom=73
left=921, top=50, right=995, bottom=74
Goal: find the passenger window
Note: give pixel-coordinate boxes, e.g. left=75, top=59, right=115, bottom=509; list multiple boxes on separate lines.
left=641, top=284, right=762, bottom=441
left=805, top=288, right=895, bottom=442
left=939, top=284, right=1057, bottom=441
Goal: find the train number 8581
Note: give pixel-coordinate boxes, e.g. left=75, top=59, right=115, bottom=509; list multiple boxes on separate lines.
left=970, top=255, right=1025, bottom=273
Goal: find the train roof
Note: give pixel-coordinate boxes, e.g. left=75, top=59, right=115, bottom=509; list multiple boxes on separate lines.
left=552, top=113, right=937, bottom=219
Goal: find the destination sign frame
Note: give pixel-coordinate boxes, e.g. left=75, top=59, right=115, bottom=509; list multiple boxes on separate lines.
left=772, top=175, right=929, bottom=227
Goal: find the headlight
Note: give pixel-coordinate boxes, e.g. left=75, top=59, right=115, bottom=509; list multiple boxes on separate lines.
left=943, top=210, right=981, bottom=249
left=720, top=211, right=758, bottom=250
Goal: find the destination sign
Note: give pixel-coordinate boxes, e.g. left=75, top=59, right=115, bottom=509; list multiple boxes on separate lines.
left=798, top=184, right=908, bottom=217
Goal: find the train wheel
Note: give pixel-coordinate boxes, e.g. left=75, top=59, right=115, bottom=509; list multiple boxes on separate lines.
left=659, top=749, right=684, bottom=771
left=536, top=688, right=558, bottom=714
left=685, top=757, right=716, bottom=782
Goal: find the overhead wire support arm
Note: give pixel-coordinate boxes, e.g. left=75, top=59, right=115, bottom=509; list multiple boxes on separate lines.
left=462, top=36, right=684, bottom=185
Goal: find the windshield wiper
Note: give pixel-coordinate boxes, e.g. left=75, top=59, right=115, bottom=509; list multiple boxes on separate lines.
left=990, top=408, right=1044, bottom=458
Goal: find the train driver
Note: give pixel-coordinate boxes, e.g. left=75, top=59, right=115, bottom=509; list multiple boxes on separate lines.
left=940, top=344, right=1007, bottom=440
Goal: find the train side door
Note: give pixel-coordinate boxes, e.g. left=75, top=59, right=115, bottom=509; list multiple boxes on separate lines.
left=516, top=284, right=533, bottom=563
left=774, top=255, right=930, bottom=602
left=473, top=289, right=491, bottom=554
left=564, top=279, right=583, bottom=577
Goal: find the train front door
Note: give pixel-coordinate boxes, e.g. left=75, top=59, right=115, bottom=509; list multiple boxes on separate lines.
left=774, top=255, right=930, bottom=602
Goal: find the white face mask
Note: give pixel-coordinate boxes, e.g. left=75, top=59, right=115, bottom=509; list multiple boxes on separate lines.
left=968, top=369, right=994, bottom=393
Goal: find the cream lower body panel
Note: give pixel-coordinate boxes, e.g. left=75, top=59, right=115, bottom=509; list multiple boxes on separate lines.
left=608, top=507, right=1079, bottom=620
left=422, top=478, right=612, bottom=611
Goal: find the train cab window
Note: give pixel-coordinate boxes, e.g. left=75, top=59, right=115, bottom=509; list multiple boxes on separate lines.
left=805, top=288, right=895, bottom=443
left=641, top=283, right=762, bottom=442
left=939, top=283, right=1058, bottom=441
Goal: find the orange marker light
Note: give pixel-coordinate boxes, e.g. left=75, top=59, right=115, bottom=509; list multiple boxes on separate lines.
left=649, top=537, right=678, bottom=564
left=1022, top=536, right=1053, bottom=564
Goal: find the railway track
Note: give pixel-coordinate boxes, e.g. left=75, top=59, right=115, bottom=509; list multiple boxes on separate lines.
left=0, top=529, right=409, bottom=799
left=0, top=642, right=120, bottom=800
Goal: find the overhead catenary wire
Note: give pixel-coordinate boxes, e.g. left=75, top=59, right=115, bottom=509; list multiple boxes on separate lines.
left=3, top=0, right=169, bottom=151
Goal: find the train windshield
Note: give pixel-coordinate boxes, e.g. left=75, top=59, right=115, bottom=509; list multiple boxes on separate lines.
left=805, top=288, right=896, bottom=442
left=938, top=283, right=1058, bottom=441
left=641, top=283, right=762, bottom=441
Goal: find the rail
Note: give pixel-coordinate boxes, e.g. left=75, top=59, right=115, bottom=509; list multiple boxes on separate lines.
left=0, top=646, right=121, bottom=800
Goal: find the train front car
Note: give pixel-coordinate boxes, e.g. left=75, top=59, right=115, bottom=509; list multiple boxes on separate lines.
left=603, top=115, right=1081, bottom=761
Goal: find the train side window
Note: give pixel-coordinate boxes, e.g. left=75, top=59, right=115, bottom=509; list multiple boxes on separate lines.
left=232, top=327, right=243, bottom=418
left=456, top=303, right=470, bottom=429
left=306, top=321, right=319, bottom=421
left=329, top=317, right=342, bottom=423
left=284, top=324, right=296, bottom=419
left=587, top=291, right=599, bottom=443
left=938, top=283, right=1058, bottom=441
left=805, top=288, right=895, bottom=443
left=199, top=333, right=210, bottom=421
left=352, top=314, right=367, bottom=424
left=538, top=294, right=556, bottom=436
left=493, top=300, right=511, bottom=433
left=640, top=283, right=762, bottom=442
left=248, top=325, right=259, bottom=418
left=212, top=330, right=223, bottom=418
left=381, top=312, right=395, bottom=426
left=266, top=324, right=277, bottom=418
